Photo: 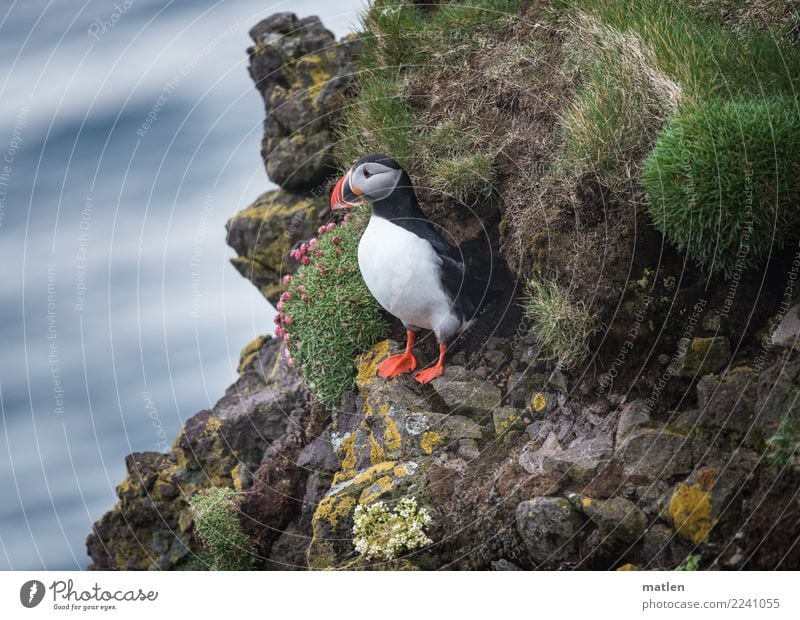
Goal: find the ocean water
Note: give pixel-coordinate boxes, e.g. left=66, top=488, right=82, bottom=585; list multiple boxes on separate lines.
left=0, top=0, right=363, bottom=570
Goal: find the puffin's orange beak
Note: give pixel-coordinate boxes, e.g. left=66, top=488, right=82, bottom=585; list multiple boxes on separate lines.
left=330, top=175, right=348, bottom=210
left=330, top=171, right=361, bottom=210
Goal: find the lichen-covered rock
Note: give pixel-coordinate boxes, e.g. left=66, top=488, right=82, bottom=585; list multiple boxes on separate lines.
left=578, top=496, right=646, bottom=550
left=675, top=337, right=731, bottom=378
left=520, top=434, right=613, bottom=482
left=86, top=337, right=307, bottom=570
left=682, top=366, right=759, bottom=435
left=226, top=189, right=322, bottom=303
left=617, top=428, right=693, bottom=480
left=247, top=13, right=360, bottom=190
left=756, top=360, right=800, bottom=437
left=664, top=465, right=744, bottom=545
left=516, top=497, right=583, bottom=568
left=431, top=366, right=502, bottom=417
left=615, top=399, right=651, bottom=444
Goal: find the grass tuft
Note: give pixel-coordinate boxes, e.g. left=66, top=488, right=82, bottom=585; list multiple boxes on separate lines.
left=523, top=276, right=598, bottom=368
left=767, top=416, right=800, bottom=473
left=189, top=487, right=255, bottom=571
left=642, top=96, right=800, bottom=276
left=430, top=153, right=494, bottom=204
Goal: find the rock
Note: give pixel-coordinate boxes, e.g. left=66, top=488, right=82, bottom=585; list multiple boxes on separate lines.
left=525, top=419, right=555, bottom=449
left=493, top=406, right=524, bottom=436
left=770, top=303, right=800, bottom=349
left=528, top=390, right=557, bottom=415
left=675, top=337, right=731, bottom=378
left=457, top=438, right=481, bottom=460
left=578, top=496, right=646, bottom=546
left=690, top=366, right=759, bottom=434
left=519, top=432, right=563, bottom=476
left=516, top=497, right=582, bottom=567
left=226, top=189, right=322, bottom=303
left=547, top=435, right=614, bottom=482
left=642, top=523, right=690, bottom=569
left=664, top=466, right=744, bottom=545
left=617, top=428, right=693, bottom=480
left=491, top=558, right=522, bottom=570
left=519, top=433, right=612, bottom=482
left=247, top=14, right=359, bottom=190
left=756, top=361, right=800, bottom=437
left=431, top=367, right=502, bottom=416
left=615, top=399, right=651, bottom=444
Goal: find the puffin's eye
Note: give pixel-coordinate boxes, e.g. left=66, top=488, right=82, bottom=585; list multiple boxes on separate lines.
left=363, top=168, right=372, bottom=179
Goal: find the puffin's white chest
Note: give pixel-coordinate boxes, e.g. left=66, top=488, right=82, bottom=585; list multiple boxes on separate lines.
left=358, top=216, right=458, bottom=337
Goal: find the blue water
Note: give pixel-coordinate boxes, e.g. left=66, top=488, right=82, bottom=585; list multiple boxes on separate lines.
left=0, top=0, right=363, bottom=569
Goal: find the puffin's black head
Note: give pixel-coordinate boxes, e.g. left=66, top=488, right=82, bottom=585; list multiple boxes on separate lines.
left=330, top=154, right=410, bottom=210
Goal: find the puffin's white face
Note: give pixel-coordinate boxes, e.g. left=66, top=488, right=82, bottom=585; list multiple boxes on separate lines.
left=331, top=158, right=403, bottom=209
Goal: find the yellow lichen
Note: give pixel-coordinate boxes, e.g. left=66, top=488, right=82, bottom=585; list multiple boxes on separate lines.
left=369, top=433, right=386, bottom=464
left=355, top=340, right=390, bottom=387
left=617, top=563, right=638, bottom=571
left=582, top=497, right=593, bottom=508
left=532, top=392, right=547, bottom=412
left=394, top=464, right=408, bottom=478
left=668, top=483, right=715, bottom=544
left=359, top=476, right=394, bottom=505
left=352, top=461, right=397, bottom=486
left=237, top=336, right=265, bottom=374
left=420, top=431, right=444, bottom=455
left=314, top=494, right=357, bottom=527
left=339, top=432, right=357, bottom=470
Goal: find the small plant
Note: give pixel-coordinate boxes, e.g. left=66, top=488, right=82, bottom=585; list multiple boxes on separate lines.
left=675, top=554, right=701, bottom=571
left=352, top=497, right=433, bottom=561
left=642, top=97, right=800, bottom=276
left=189, top=487, right=255, bottom=571
left=523, top=276, right=598, bottom=368
left=276, top=209, right=388, bottom=407
left=767, top=416, right=800, bottom=473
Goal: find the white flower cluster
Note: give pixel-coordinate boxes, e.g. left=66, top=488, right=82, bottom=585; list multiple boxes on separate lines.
left=352, top=497, right=433, bottom=561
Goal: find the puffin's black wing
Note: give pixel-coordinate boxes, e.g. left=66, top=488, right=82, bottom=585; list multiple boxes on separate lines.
left=395, top=217, right=484, bottom=323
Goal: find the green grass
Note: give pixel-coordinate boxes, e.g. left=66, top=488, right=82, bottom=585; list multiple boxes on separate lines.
left=277, top=209, right=389, bottom=407
left=189, top=487, right=255, bottom=571
left=430, top=153, right=494, bottom=204
left=337, top=0, right=521, bottom=174
left=642, top=96, right=800, bottom=275
left=523, top=276, right=598, bottom=368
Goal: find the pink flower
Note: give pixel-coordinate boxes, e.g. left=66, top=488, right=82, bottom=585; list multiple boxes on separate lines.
left=283, top=274, right=292, bottom=286
left=331, top=236, right=340, bottom=245
left=317, top=225, right=326, bottom=236
left=287, top=357, right=294, bottom=368
left=325, top=222, right=336, bottom=233
left=297, top=285, right=306, bottom=293
left=275, top=326, right=284, bottom=339
left=283, top=315, right=293, bottom=326
left=281, top=291, right=293, bottom=302
left=276, top=301, right=284, bottom=311
left=343, top=213, right=350, bottom=222
left=309, top=238, right=318, bottom=250
left=335, top=248, right=342, bottom=255
left=301, top=294, right=309, bottom=302
left=300, top=257, right=310, bottom=265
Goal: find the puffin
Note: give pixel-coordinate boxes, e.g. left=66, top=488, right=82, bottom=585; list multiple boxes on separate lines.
left=330, top=154, right=483, bottom=384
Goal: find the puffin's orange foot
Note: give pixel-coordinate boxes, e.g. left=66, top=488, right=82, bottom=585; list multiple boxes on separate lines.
left=377, top=352, right=418, bottom=379
left=414, top=364, right=444, bottom=384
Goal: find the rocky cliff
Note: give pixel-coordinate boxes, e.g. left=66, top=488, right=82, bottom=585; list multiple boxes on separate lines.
left=87, top=2, right=800, bottom=571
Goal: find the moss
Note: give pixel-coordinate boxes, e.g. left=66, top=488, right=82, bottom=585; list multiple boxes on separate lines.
left=668, top=483, right=715, bottom=544
left=420, top=431, right=444, bottom=455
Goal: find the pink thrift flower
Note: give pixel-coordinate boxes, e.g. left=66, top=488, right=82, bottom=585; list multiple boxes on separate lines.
left=283, top=315, right=293, bottom=326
